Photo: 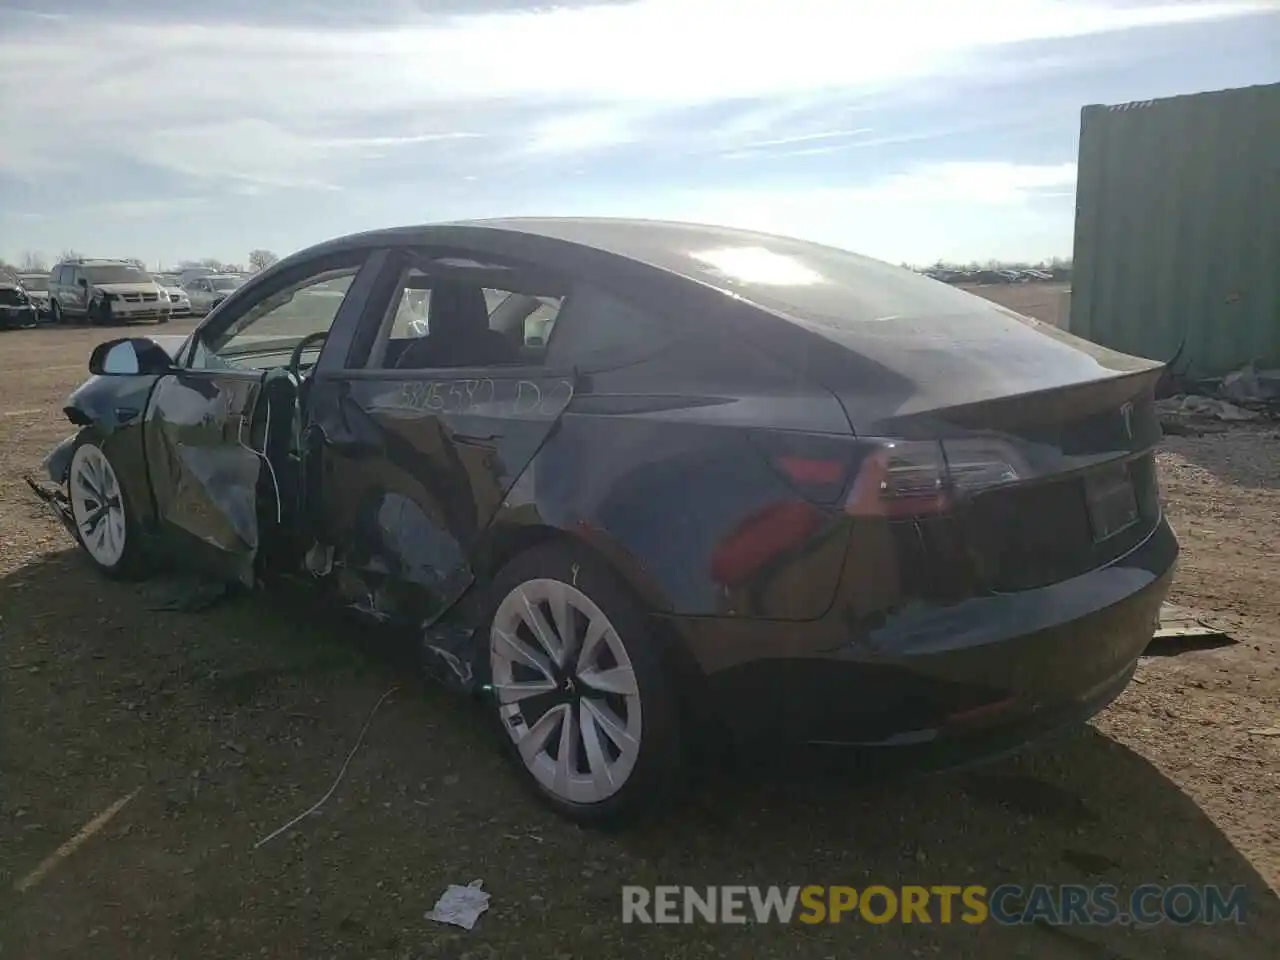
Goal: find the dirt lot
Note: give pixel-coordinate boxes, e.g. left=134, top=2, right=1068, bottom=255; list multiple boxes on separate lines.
left=1, top=319, right=1277, bottom=959
left=958, top=281, right=1071, bottom=327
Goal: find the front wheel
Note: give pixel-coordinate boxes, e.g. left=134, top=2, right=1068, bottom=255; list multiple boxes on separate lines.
left=484, top=543, right=683, bottom=826
left=67, top=440, right=147, bottom=579
left=51, top=301, right=63, bottom=324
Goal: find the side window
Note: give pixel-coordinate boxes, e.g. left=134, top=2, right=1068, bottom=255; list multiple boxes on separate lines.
left=365, top=262, right=565, bottom=370
left=51, top=266, right=63, bottom=285
left=66, top=268, right=79, bottom=287
left=191, top=264, right=361, bottom=371
left=544, top=283, right=676, bottom=370
left=385, top=274, right=431, bottom=339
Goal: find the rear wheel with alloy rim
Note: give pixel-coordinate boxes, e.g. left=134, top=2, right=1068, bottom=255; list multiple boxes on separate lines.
left=68, top=440, right=146, bottom=578
left=486, top=543, right=683, bottom=826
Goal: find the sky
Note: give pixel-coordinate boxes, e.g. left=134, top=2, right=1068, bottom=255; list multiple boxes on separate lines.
left=0, top=0, right=1276, bottom=269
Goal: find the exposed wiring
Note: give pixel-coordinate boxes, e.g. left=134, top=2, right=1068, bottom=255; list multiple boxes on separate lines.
left=236, top=395, right=283, bottom=524
left=252, top=685, right=398, bottom=850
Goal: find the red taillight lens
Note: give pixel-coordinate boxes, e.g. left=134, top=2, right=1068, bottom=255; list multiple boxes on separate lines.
left=775, top=455, right=845, bottom=487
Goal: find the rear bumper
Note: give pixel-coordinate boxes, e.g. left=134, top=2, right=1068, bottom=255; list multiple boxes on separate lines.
left=674, top=517, right=1177, bottom=761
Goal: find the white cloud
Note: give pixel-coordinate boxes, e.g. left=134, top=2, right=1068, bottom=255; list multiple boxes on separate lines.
left=851, top=161, right=1079, bottom=203
left=0, top=0, right=1270, bottom=186
left=506, top=161, right=1080, bottom=262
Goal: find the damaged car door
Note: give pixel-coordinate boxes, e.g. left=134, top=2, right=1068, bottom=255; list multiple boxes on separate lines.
left=303, top=252, right=575, bottom=628
left=142, top=253, right=377, bottom=584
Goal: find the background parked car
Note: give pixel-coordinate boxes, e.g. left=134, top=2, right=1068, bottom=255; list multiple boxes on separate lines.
left=177, top=266, right=219, bottom=287
left=152, top=273, right=192, bottom=317
left=48, top=259, right=172, bottom=326
left=183, top=273, right=246, bottom=315
left=0, top=272, right=38, bottom=329
left=17, top=273, right=52, bottom=319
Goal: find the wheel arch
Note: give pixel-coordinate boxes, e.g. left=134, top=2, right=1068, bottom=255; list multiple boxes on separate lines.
left=468, top=520, right=720, bottom=744
left=62, top=374, right=167, bottom=528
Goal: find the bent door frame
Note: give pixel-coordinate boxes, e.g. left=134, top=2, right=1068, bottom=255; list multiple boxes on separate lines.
left=142, top=247, right=389, bottom=584
left=301, top=245, right=578, bottom=626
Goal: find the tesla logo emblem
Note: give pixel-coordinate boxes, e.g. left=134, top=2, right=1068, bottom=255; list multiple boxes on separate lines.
left=1120, top=402, right=1134, bottom=440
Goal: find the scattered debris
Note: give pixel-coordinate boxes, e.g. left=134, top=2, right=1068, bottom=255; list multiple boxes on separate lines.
left=425, top=880, right=491, bottom=930
left=1154, top=360, right=1280, bottom=435
left=1157, top=394, right=1259, bottom=427
left=141, top=573, right=232, bottom=612
left=252, top=686, right=398, bottom=850
left=1219, top=362, right=1280, bottom=407
left=15, top=788, right=141, bottom=894
left=1144, top=604, right=1235, bottom=657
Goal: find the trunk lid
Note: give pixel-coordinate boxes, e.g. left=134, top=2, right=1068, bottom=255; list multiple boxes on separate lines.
left=747, top=297, right=1168, bottom=594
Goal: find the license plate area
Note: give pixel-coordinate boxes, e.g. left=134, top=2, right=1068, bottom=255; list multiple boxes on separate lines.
left=1084, top=462, right=1139, bottom=542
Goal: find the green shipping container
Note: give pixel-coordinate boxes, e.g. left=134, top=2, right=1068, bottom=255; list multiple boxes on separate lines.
left=1069, top=82, right=1280, bottom=376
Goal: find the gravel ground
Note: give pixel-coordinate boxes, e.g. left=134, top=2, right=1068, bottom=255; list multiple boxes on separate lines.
left=1, top=320, right=1276, bottom=959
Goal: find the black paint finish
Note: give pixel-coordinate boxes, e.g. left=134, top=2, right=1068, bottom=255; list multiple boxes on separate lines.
left=36, top=217, right=1179, bottom=763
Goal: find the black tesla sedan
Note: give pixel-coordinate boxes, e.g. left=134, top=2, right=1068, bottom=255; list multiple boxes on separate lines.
left=32, top=219, right=1176, bottom=825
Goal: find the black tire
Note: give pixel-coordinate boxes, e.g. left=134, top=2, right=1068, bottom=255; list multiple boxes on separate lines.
left=480, top=541, right=684, bottom=827
left=65, top=438, right=148, bottom=580
left=50, top=300, right=63, bottom=325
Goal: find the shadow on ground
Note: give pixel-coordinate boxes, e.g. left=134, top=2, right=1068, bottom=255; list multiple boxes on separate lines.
left=2, top=550, right=1276, bottom=959
left=1161, top=428, right=1280, bottom=492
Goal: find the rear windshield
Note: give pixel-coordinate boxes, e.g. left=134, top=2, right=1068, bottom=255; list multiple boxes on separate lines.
left=20, top=276, right=48, bottom=291
left=211, top=277, right=244, bottom=291
left=85, top=265, right=152, bottom=284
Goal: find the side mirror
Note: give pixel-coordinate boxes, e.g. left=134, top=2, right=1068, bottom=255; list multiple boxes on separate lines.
left=89, top=337, right=175, bottom=377
left=77, top=277, right=88, bottom=287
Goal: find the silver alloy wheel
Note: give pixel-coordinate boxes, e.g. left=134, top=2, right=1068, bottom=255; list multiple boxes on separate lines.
left=68, top=443, right=127, bottom=569
left=490, top=578, right=643, bottom=805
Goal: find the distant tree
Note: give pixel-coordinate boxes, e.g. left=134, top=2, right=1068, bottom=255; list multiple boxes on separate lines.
left=59, top=248, right=85, bottom=262
left=19, top=251, right=49, bottom=272
left=222, top=263, right=245, bottom=274
left=248, top=249, right=279, bottom=272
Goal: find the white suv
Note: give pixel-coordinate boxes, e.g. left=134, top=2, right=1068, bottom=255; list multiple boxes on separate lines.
left=183, top=273, right=247, bottom=316
left=48, top=259, right=172, bottom=326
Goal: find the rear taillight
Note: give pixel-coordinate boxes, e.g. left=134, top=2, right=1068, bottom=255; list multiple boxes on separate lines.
left=845, top=438, right=1027, bottom=519
left=752, top=430, right=1028, bottom=516
left=845, top=440, right=951, bottom=518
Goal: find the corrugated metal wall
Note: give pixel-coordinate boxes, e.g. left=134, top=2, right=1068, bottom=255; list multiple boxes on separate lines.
left=1069, top=82, right=1280, bottom=375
